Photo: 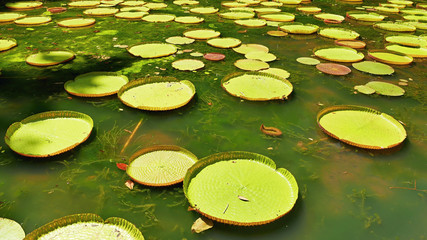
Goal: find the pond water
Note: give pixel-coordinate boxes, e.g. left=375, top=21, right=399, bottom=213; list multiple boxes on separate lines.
left=0, top=0, right=426, bottom=239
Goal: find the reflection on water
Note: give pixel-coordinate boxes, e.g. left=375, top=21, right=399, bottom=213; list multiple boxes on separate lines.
left=0, top=0, right=426, bottom=239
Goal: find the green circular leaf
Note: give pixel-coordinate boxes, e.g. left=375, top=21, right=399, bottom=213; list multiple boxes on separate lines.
left=172, top=59, right=205, bottom=71
left=296, top=57, right=320, bottom=65
left=0, top=38, right=17, bottom=52
left=318, top=28, right=360, bottom=40
left=26, top=50, right=75, bottom=66
left=57, top=18, right=96, bottom=28
left=368, top=50, right=413, bottom=65
left=365, top=81, right=405, bottom=96
left=64, top=72, right=129, bottom=97
left=0, top=218, right=25, bottom=240
left=234, top=59, right=269, bottom=71
left=352, top=61, right=394, bottom=75
left=184, top=29, right=221, bottom=40
left=128, top=43, right=177, bottom=58
left=207, top=37, right=241, bottom=48
left=314, top=47, right=364, bottom=63
left=14, top=16, right=51, bottom=25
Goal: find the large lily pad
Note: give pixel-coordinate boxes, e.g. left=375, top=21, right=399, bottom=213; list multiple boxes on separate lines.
left=64, top=72, right=129, bottom=97
left=385, top=34, right=427, bottom=47
left=317, top=105, right=406, bottom=149
left=142, top=14, right=175, bottom=22
left=221, top=72, right=292, bottom=101
left=118, top=76, right=195, bottom=111
left=279, top=23, right=319, bottom=34
left=365, top=81, right=405, bottom=96
left=175, top=16, right=204, bottom=24
left=368, top=50, right=413, bottom=65
left=352, top=61, right=394, bottom=75
left=314, top=13, right=345, bottom=22
left=5, top=111, right=93, bottom=157
left=374, top=22, right=416, bottom=32
left=233, top=43, right=269, bottom=54
left=24, top=213, right=143, bottom=240
left=0, top=218, right=25, bottom=240
left=207, top=37, right=241, bottom=48
left=234, top=19, right=267, bottom=27
left=385, top=44, right=427, bottom=58
left=0, top=12, right=26, bottom=22
left=14, top=16, right=51, bottom=25
left=0, top=38, right=17, bottom=52
left=127, top=43, right=177, bottom=58
left=127, top=145, right=198, bottom=186
left=26, top=50, right=75, bottom=66
left=219, top=11, right=255, bottom=19
left=83, top=7, right=119, bottom=16
left=183, top=151, right=298, bottom=226
left=68, top=1, right=101, bottom=7
left=234, top=59, right=269, bottom=71
left=184, top=29, right=220, bottom=40
left=346, top=11, right=386, bottom=21
left=314, top=47, right=364, bottom=63
left=6, top=1, right=42, bottom=10
left=318, top=28, right=360, bottom=40
left=172, top=59, right=205, bottom=71
left=259, top=12, right=295, bottom=22
left=189, top=7, right=219, bottom=14
left=57, top=18, right=96, bottom=28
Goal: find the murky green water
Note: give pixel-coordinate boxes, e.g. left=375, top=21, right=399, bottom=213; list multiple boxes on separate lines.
left=1, top=0, right=426, bottom=239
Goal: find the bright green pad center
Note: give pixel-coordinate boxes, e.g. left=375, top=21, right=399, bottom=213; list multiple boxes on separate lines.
left=319, top=110, right=406, bottom=148
left=120, top=81, right=194, bottom=110
left=127, top=150, right=196, bottom=185
left=187, top=160, right=297, bottom=224
left=222, top=74, right=292, bottom=100
left=65, top=72, right=128, bottom=96
left=38, top=222, right=134, bottom=240
left=9, top=118, right=92, bottom=156
left=26, top=51, right=74, bottom=66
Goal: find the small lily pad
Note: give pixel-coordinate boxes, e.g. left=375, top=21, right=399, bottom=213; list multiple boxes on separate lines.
left=318, top=28, right=360, bottom=40
left=175, top=16, right=204, bottom=24
left=64, top=72, right=129, bottom=97
left=0, top=38, right=17, bottom=52
left=26, top=50, right=75, bottom=66
left=233, top=44, right=269, bottom=54
left=365, top=81, right=405, bottom=96
left=207, top=37, right=241, bottom=48
left=234, top=19, right=267, bottom=27
left=6, top=1, right=43, bottom=10
left=354, top=85, right=376, bottom=95
left=352, top=61, right=394, bottom=75
left=0, top=218, right=25, bottom=240
left=57, top=18, right=96, bottom=28
left=259, top=67, right=290, bottom=78
left=334, top=40, right=366, bottom=49
left=184, top=29, right=221, bottom=40
left=259, top=12, right=295, bottom=22
left=314, top=47, right=364, bottom=63
left=374, top=22, right=416, bottom=32
left=128, top=43, right=177, bottom=58
left=189, top=7, right=219, bottom=14
left=234, top=59, right=269, bottom=71
left=368, top=50, right=413, bottom=65
left=165, top=36, right=195, bottom=45
left=279, top=23, right=319, bottom=34
left=83, top=7, right=119, bottom=16
left=296, top=57, right=320, bottom=65
left=142, top=14, right=175, bottom=22
left=0, top=12, right=26, bottom=22
left=172, top=59, right=205, bottom=71
left=385, top=44, right=427, bottom=58
left=315, top=13, right=345, bottom=22
left=204, top=52, right=225, bottom=61
left=316, top=63, right=351, bottom=75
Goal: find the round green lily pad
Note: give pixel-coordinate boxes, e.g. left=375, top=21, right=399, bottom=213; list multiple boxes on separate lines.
left=316, top=63, right=351, bottom=75
left=25, top=214, right=144, bottom=240
left=314, top=13, right=345, bottom=22
left=385, top=35, right=427, bottom=47
left=174, top=0, right=199, bottom=5
left=335, top=40, right=366, bottom=49
left=279, top=23, right=319, bottom=34
left=234, top=19, right=267, bottom=27
left=368, top=50, right=413, bottom=65
left=233, top=44, right=269, bottom=54
left=222, top=1, right=248, bottom=8
left=6, top=1, right=43, bottom=10
left=374, top=22, right=416, bottom=32
left=267, top=30, right=288, bottom=37
left=189, top=7, right=219, bottom=14
left=354, top=85, right=376, bottom=95
left=259, top=67, right=290, bottom=79
left=219, top=11, right=255, bottom=19
left=245, top=51, right=276, bottom=62
left=183, top=151, right=298, bottom=226
left=64, top=72, right=129, bottom=97
left=144, top=2, right=168, bottom=9
left=346, top=11, right=386, bottom=21
left=207, top=37, right=241, bottom=48
left=277, top=0, right=302, bottom=4
left=365, top=81, right=405, bottom=96
left=318, top=28, right=360, bottom=40
left=317, top=105, right=407, bottom=149
left=14, top=16, right=51, bottom=25
left=314, top=47, right=364, bottom=63
left=0, top=218, right=25, bottom=240
left=120, top=6, right=150, bottom=12
left=120, top=0, right=146, bottom=7
left=172, top=59, right=205, bottom=71
left=254, top=7, right=281, bottom=14
left=5, top=111, right=93, bottom=157
left=261, top=1, right=283, bottom=7
left=374, top=6, right=400, bottom=13
left=296, top=57, right=320, bottom=65
left=115, top=11, right=147, bottom=19
left=127, top=43, right=177, bottom=58
left=221, top=72, right=292, bottom=101
left=406, top=21, right=427, bottom=30
left=83, top=7, right=119, bottom=16
left=26, top=50, right=75, bottom=66
left=352, top=61, right=394, bottom=75
left=0, top=12, right=26, bottom=22
left=57, top=18, right=96, bottom=27
left=385, top=44, right=427, bottom=58
left=259, top=12, right=295, bottom=22
left=175, top=16, right=204, bottom=24
left=127, top=145, right=197, bottom=186
left=165, top=36, right=195, bottom=45
left=184, top=29, right=221, bottom=40
left=142, top=14, right=175, bottom=22
left=118, top=76, right=195, bottom=111
left=68, top=1, right=101, bottom=7
left=297, top=6, right=322, bottom=13
left=0, top=38, right=17, bottom=52
left=234, top=59, right=269, bottom=71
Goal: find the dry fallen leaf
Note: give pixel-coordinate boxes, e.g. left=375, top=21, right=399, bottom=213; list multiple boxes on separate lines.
left=238, top=195, right=249, bottom=201
left=116, top=163, right=128, bottom=171
left=191, top=217, right=213, bottom=233
left=125, top=180, right=134, bottom=190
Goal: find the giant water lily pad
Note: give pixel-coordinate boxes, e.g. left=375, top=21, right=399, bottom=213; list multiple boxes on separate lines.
left=0, top=218, right=25, bottom=240
left=128, top=43, right=177, bottom=58
left=297, top=6, right=322, bottom=13
left=172, top=59, right=205, bottom=71
left=368, top=50, right=413, bottom=65
left=234, top=59, right=269, bottom=71
left=120, top=0, right=146, bottom=7
left=385, top=34, right=427, bottom=47
left=14, top=16, right=51, bottom=25
left=219, top=11, right=255, bottom=19
left=352, top=61, right=394, bottom=75
left=385, top=44, right=427, bottom=58
left=189, top=7, right=219, bottom=14
left=365, top=81, right=405, bottom=96
left=317, top=105, right=406, bottom=149
left=142, top=14, right=175, bottom=22
left=0, top=12, right=26, bottom=22
left=253, top=7, right=281, bottom=14
left=183, top=151, right=298, bottom=226
left=5, top=111, right=93, bottom=157
left=335, top=40, right=366, bottom=49
left=26, top=50, right=75, bottom=66
left=68, top=1, right=101, bottom=7
left=234, top=19, right=267, bottom=27
left=279, top=23, right=319, bottom=34
left=184, top=29, right=220, bottom=39
left=259, top=12, right=295, bottom=22
left=374, top=22, right=416, bottom=32
left=175, top=16, right=204, bottom=24
left=296, top=57, right=320, bottom=65
left=6, top=1, right=42, bottom=10
left=233, top=44, right=269, bottom=54
left=221, top=72, right=292, bottom=101
left=207, top=37, right=241, bottom=48
left=245, top=51, right=276, bottom=62
left=118, top=76, right=195, bottom=111
left=318, top=28, right=360, bottom=40
left=83, top=7, right=119, bottom=16
left=0, top=38, right=17, bottom=52
left=165, top=36, right=195, bottom=45
left=57, top=18, right=96, bottom=27
left=259, top=67, right=290, bottom=78
left=65, top=72, right=129, bottom=97
left=24, top=213, right=144, bottom=239
left=127, top=145, right=198, bottom=186
left=315, top=13, right=345, bottom=22
left=346, top=11, right=386, bottom=21
left=115, top=11, right=147, bottom=19
left=314, top=47, right=364, bottom=62
left=144, top=2, right=168, bottom=9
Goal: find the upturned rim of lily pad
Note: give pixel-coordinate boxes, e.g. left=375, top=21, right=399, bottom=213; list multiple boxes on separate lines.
left=127, top=145, right=198, bottom=186
left=83, top=7, right=119, bottom=16
left=279, top=22, right=319, bottom=34
left=14, top=16, right=52, bottom=25
left=368, top=49, right=413, bottom=65
left=314, top=46, right=364, bottom=63
left=25, top=49, right=75, bottom=67
left=334, top=39, right=366, bottom=49
left=0, top=12, right=27, bottom=22
left=57, top=17, right=96, bottom=28
left=0, top=38, right=17, bottom=52
left=6, top=1, right=43, bottom=10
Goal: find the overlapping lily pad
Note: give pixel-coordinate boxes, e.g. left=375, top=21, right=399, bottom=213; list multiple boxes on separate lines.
left=221, top=72, right=292, bottom=101
left=233, top=43, right=269, bottom=54
left=115, top=11, right=147, bottom=19
left=314, top=13, right=345, bottom=22
left=127, top=43, right=177, bottom=58
left=118, top=76, right=195, bottom=111
left=318, top=28, right=359, bottom=40
left=127, top=145, right=198, bottom=186
left=25, top=213, right=144, bottom=239
left=64, top=72, right=129, bottom=97
left=183, top=151, right=298, bottom=225
left=165, top=36, right=195, bottom=45
left=234, top=59, right=269, bottom=71
left=5, top=111, right=93, bottom=157
left=175, top=16, right=204, bottom=24
left=368, top=50, right=413, bottom=65
left=142, top=14, right=175, bottom=22
left=346, top=11, right=386, bottom=21
left=189, top=7, right=219, bottom=14
left=245, top=51, right=276, bottom=62
left=314, top=47, right=364, bottom=63
left=234, top=19, right=267, bottom=27
left=0, top=38, right=17, bottom=52
left=26, top=50, right=75, bottom=66
left=317, top=105, right=407, bottom=149
left=68, top=1, right=101, bottom=8
left=297, top=6, right=322, bottom=13
left=352, top=61, right=394, bottom=75
left=219, top=10, right=255, bottom=19
left=385, top=44, right=427, bottom=58
left=365, top=81, right=405, bottom=96
left=259, top=67, right=290, bottom=78
left=335, top=40, right=366, bottom=49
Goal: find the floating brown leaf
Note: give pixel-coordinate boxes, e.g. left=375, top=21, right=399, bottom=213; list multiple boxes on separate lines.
left=238, top=195, right=249, bottom=201
left=116, top=163, right=128, bottom=171
left=191, top=217, right=213, bottom=233
left=260, top=124, right=282, bottom=137
left=125, top=180, right=134, bottom=190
